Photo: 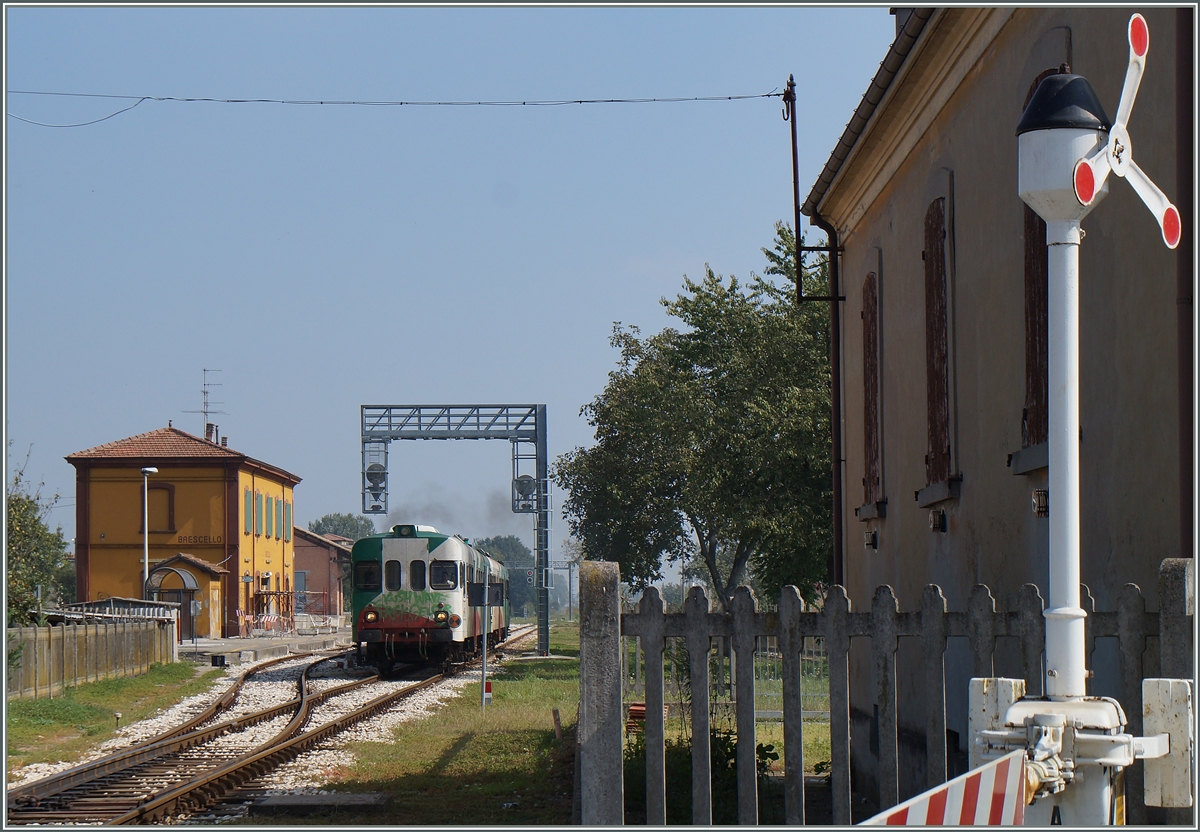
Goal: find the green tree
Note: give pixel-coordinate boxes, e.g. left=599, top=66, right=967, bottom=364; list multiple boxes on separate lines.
left=308, top=512, right=377, bottom=540
left=475, top=535, right=535, bottom=616
left=6, top=452, right=72, bottom=625
left=553, top=224, right=831, bottom=610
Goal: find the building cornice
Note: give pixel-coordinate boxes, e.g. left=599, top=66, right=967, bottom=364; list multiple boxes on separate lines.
left=814, top=8, right=1015, bottom=237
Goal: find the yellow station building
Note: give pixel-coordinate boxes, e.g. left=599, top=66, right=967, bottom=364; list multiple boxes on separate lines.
left=67, top=426, right=302, bottom=639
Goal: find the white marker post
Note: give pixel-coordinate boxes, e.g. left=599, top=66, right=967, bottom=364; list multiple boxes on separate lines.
left=481, top=559, right=490, bottom=710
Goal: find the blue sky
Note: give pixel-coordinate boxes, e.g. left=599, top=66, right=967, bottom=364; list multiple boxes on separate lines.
left=5, top=5, right=897, bottom=557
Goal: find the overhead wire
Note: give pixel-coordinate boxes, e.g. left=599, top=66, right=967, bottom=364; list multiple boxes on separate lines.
left=6, top=88, right=782, bottom=128
left=7, top=97, right=149, bottom=128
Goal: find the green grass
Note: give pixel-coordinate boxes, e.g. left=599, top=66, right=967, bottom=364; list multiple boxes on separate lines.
left=6, top=661, right=225, bottom=774
left=247, top=618, right=582, bottom=825
left=754, top=717, right=831, bottom=775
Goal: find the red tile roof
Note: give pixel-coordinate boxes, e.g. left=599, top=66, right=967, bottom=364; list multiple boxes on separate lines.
left=294, top=526, right=353, bottom=552
left=67, top=427, right=244, bottom=460
left=66, top=426, right=302, bottom=484
left=156, top=551, right=231, bottom=576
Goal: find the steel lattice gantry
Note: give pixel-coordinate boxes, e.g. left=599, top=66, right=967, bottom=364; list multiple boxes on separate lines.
left=360, top=404, right=551, bottom=655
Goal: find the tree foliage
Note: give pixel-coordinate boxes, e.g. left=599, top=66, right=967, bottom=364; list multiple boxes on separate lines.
left=553, top=224, right=831, bottom=610
left=6, top=452, right=73, bottom=625
left=308, top=512, right=377, bottom=540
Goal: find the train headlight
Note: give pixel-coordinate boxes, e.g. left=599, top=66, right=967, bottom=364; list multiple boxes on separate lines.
left=364, top=610, right=379, bottom=623
left=434, top=610, right=449, bottom=624
left=449, top=614, right=461, bottom=628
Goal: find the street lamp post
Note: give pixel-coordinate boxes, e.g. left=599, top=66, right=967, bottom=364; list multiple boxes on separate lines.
left=141, top=467, right=158, bottom=599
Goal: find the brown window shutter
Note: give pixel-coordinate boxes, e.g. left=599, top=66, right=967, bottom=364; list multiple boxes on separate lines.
left=863, top=272, right=881, bottom=504
left=1021, top=69, right=1057, bottom=449
left=1023, top=204, right=1049, bottom=447
left=925, top=197, right=951, bottom=485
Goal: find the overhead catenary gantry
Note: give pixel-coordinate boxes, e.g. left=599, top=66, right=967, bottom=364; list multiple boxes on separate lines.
left=360, top=404, right=551, bottom=655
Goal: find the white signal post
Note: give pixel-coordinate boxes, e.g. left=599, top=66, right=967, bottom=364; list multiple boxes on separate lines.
left=969, top=13, right=1191, bottom=826
left=481, top=559, right=490, bottom=710
left=863, top=14, right=1193, bottom=827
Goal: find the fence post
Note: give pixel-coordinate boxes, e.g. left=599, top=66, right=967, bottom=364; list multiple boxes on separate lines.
left=1116, top=582, right=1151, bottom=824
left=779, top=587, right=807, bottom=824
left=824, top=585, right=853, bottom=825
left=872, top=585, right=900, bottom=811
left=967, top=585, right=996, bottom=678
left=684, top=586, right=714, bottom=825
left=48, top=625, right=58, bottom=699
left=731, top=586, right=759, bottom=825
left=1159, top=558, right=1194, bottom=679
left=636, top=586, right=667, bottom=825
left=1014, top=584, right=1045, bottom=696
left=34, top=625, right=42, bottom=699
left=578, top=561, right=624, bottom=825
left=920, top=585, right=948, bottom=788
left=1157, top=558, right=1195, bottom=827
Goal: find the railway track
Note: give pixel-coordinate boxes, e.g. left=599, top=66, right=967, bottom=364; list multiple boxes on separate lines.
left=6, top=653, right=442, bottom=825
left=5, top=652, right=312, bottom=804
left=7, top=627, right=540, bottom=825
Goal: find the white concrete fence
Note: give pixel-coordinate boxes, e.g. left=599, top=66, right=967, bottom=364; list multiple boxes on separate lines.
left=578, top=558, right=1194, bottom=825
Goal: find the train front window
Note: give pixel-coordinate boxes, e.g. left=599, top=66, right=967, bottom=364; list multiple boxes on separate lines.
left=354, top=561, right=382, bottom=591
left=384, top=560, right=401, bottom=592
left=410, top=560, right=426, bottom=591
left=429, top=560, right=457, bottom=590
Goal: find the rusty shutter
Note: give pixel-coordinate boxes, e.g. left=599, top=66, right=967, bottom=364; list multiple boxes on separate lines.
left=925, top=197, right=951, bottom=485
left=1021, top=70, right=1056, bottom=449
left=863, top=272, right=882, bottom=504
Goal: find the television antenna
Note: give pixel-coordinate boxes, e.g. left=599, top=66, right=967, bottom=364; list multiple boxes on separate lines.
left=183, top=368, right=226, bottom=438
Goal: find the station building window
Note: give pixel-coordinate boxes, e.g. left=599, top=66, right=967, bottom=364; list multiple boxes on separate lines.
left=275, top=499, right=283, bottom=540
left=140, top=483, right=175, bottom=533
left=266, top=496, right=274, bottom=538
left=244, top=489, right=253, bottom=535
left=255, top=492, right=263, bottom=536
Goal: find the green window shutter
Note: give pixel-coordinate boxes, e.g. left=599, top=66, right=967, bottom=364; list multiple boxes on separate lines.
left=244, top=490, right=252, bottom=535
left=255, top=492, right=263, bottom=536
left=266, top=496, right=274, bottom=538
left=284, top=502, right=291, bottom=540
left=275, top=500, right=283, bottom=539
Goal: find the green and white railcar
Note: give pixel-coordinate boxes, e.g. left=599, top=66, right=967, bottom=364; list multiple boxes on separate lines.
left=351, top=523, right=509, bottom=673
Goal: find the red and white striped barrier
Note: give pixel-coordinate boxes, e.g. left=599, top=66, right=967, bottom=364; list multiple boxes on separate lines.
left=860, top=749, right=1026, bottom=826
